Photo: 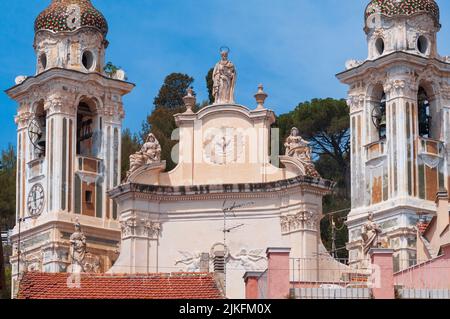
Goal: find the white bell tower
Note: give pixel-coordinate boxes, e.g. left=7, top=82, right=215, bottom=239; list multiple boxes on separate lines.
left=6, top=0, right=134, bottom=295
left=338, top=0, right=449, bottom=271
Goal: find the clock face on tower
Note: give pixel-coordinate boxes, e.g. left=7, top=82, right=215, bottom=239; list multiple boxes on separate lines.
left=27, top=183, right=45, bottom=217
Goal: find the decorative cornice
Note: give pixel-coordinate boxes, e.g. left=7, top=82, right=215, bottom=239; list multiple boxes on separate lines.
left=109, top=175, right=334, bottom=200
left=5, top=67, right=135, bottom=99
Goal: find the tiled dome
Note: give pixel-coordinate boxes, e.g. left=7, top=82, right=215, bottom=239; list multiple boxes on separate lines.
left=34, top=0, right=108, bottom=36
left=365, top=0, right=440, bottom=24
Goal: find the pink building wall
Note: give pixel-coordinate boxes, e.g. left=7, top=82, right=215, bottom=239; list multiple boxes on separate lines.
left=244, top=246, right=450, bottom=299
left=394, top=245, right=450, bottom=289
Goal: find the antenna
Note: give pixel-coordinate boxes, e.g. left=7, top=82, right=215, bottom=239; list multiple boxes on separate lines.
left=221, top=200, right=253, bottom=296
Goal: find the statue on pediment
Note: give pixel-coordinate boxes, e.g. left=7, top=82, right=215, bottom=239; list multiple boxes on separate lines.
left=213, top=48, right=236, bottom=104
left=284, top=127, right=319, bottom=177
left=127, top=133, right=162, bottom=177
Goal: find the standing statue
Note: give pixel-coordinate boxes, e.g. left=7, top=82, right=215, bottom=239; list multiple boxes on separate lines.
left=213, top=48, right=236, bottom=104
left=361, top=213, right=383, bottom=255
left=284, top=127, right=319, bottom=177
left=69, top=219, right=86, bottom=271
left=127, top=133, right=162, bottom=177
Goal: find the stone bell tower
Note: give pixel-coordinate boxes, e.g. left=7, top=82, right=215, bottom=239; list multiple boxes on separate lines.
left=338, top=0, right=450, bottom=271
left=6, top=0, right=134, bottom=294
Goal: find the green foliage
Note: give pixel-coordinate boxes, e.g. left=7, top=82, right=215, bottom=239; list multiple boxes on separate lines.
left=0, top=145, right=16, bottom=230
left=104, top=62, right=121, bottom=78
left=0, top=145, right=15, bottom=299
left=0, top=240, right=4, bottom=299
left=153, top=73, right=194, bottom=110
left=121, top=129, right=141, bottom=181
left=206, top=68, right=214, bottom=104
left=3, top=265, right=11, bottom=299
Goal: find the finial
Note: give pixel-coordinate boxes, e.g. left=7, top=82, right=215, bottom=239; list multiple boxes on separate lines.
left=183, top=87, right=196, bottom=113
left=254, top=84, right=268, bottom=109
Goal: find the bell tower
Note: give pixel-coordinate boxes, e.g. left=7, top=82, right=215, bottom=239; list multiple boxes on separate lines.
left=338, top=0, right=449, bottom=271
left=6, top=0, right=134, bottom=294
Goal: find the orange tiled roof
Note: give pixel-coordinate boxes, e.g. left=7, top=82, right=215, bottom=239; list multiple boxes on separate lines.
left=18, top=272, right=223, bottom=299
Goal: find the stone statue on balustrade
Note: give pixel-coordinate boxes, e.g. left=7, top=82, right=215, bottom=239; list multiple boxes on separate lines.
left=361, top=213, right=383, bottom=256
left=284, top=127, right=320, bottom=177
left=213, top=48, right=236, bottom=104
left=127, top=133, right=162, bottom=177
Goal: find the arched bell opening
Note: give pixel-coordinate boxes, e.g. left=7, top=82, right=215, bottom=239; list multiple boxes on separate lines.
left=76, top=98, right=101, bottom=158
left=368, top=84, right=387, bottom=142
left=28, top=100, right=47, bottom=159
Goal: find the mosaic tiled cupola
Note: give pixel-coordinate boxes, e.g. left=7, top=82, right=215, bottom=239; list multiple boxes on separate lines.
left=34, top=0, right=109, bottom=74
left=35, top=0, right=108, bottom=36
left=364, top=0, right=441, bottom=60
left=365, top=0, right=440, bottom=26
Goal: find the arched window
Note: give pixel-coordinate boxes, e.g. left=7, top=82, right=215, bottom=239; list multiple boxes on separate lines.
left=372, top=92, right=387, bottom=140
left=417, top=87, right=431, bottom=138
left=29, top=101, right=47, bottom=159
left=76, top=101, right=95, bottom=157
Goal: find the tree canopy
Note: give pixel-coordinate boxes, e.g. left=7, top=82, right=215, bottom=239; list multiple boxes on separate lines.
left=120, top=129, right=140, bottom=181
left=0, top=145, right=16, bottom=230
left=153, top=73, right=194, bottom=110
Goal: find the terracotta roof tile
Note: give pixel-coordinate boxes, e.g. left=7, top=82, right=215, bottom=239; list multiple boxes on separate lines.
left=18, top=272, right=223, bottom=299
left=417, top=221, right=431, bottom=234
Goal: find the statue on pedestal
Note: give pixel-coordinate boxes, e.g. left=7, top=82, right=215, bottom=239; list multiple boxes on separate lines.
left=284, top=127, right=319, bottom=177
left=213, top=48, right=236, bottom=104
left=361, top=213, right=383, bottom=255
left=69, top=219, right=86, bottom=272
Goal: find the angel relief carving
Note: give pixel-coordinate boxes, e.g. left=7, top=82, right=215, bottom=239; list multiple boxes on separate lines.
left=227, top=248, right=266, bottom=271
left=175, top=247, right=266, bottom=272
left=175, top=251, right=205, bottom=272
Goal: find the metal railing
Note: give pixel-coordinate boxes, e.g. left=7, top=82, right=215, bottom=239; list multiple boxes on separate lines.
left=394, top=258, right=450, bottom=291
left=257, top=270, right=268, bottom=299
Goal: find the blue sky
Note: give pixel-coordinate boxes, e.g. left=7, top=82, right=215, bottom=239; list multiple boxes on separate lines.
left=1, top=0, right=450, bottom=150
